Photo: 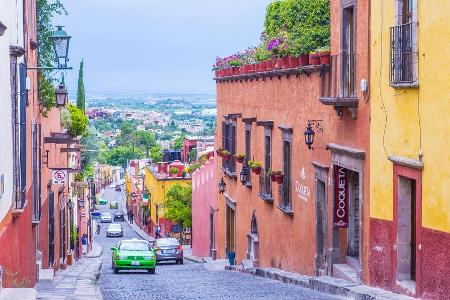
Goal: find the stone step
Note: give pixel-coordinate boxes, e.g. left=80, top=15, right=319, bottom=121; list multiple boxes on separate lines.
left=333, top=263, right=358, bottom=283
left=39, top=269, right=55, bottom=282
left=346, top=255, right=361, bottom=271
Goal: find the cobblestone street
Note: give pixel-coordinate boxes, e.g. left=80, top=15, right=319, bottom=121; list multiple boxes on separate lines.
left=97, top=188, right=343, bottom=300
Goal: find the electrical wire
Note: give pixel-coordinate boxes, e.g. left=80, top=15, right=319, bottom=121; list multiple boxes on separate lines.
left=378, top=0, right=389, bottom=159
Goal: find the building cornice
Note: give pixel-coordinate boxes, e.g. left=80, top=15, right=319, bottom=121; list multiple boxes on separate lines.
left=388, top=155, right=423, bottom=170
left=326, top=143, right=365, bottom=160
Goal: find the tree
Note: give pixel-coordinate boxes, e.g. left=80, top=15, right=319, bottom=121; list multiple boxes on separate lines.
left=165, top=184, right=192, bottom=228
left=64, top=103, right=88, bottom=137
left=189, top=148, right=197, bottom=162
left=132, top=130, right=157, bottom=156
left=173, top=136, right=184, bottom=150
left=105, top=145, right=144, bottom=168
left=76, top=60, right=86, bottom=112
left=150, top=146, right=163, bottom=163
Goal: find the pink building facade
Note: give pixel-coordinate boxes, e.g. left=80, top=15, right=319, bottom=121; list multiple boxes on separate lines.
left=192, top=156, right=217, bottom=258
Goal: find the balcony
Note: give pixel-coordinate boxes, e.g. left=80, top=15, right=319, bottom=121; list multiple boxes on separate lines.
left=390, top=22, right=418, bottom=87
left=319, top=54, right=358, bottom=117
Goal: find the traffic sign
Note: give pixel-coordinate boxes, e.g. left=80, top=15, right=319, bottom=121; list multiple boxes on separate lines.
left=52, top=170, right=67, bottom=184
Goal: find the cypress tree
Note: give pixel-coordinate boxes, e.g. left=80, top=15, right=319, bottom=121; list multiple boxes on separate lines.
left=76, top=59, right=85, bottom=113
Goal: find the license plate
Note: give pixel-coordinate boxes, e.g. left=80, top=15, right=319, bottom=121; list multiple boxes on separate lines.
left=164, top=249, right=176, bottom=254
left=131, top=261, right=140, bottom=266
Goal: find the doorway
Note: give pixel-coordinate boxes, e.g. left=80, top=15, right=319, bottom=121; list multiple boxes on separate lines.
left=247, top=211, right=259, bottom=266
left=226, top=204, right=235, bottom=253
left=396, top=176, right=416, bottom=283
left=347, top=171, right=360, bottom=260
left=315, top=179, right=327, bottom=275
left=209, top=210, right=215, bottom=256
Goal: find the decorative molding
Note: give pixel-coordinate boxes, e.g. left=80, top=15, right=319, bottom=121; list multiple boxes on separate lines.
left=277, top=125, right=293, bottom=133
left=256, top=120, right=274, bottom=128
left=388, top=155, right=423, bottom=170
left=312, top=161, right=329, bottom=171
left=326, top=143, right=365, bottom=160
left=9, top=45, right=25, bottom=57
left=224, top=194, right=236, bottom=210
left=225, top=113, right=242, bottom=119
left=242, top=117, right=257, bottom=124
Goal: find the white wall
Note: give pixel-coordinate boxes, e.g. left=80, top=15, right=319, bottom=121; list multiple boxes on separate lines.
left=0, top=0, right=24, bottom=222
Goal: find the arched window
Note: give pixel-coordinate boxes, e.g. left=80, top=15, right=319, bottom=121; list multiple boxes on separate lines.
left=250, top=211, right=258, bottom=235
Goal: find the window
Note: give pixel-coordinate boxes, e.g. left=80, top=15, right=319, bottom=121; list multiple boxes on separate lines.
left=259, top=128, right=272, bottom=198
left=245, top=123, right=252, bottom=185
left=341, top=5, right=356, bottom=97
left=390, top=0, right=418, bottom=85
left=281, top=133, right=292, bottom=210
left=222, top=119, right=236, bottom=174
left=32, top=123, right=41, bottom=222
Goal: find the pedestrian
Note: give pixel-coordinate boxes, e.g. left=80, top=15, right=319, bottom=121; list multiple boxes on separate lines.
left=130, top=211, right=134, bottom=224
left=127, top=209, right=131, bottom=222
left=155, top=224, right=161, bottom=239
left=81, top=234, right=87, bottom=255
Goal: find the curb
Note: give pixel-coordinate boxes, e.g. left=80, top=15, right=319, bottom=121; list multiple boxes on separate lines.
left=184, top=256, right=203, bottom=264
left=225, top=266, right=414, bottom=300
left=86, top=241, right=104, bottom=258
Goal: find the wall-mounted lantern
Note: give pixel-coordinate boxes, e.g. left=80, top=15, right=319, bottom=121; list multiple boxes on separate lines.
left=55, top=81, right=68, bottom=107
left=304, top=120, right=323, bottom=150
left=240, top=164, right=249, bottom=185
left=51, top=25, right=71, bottom=69
left=218, top=177, right=226, bottom=194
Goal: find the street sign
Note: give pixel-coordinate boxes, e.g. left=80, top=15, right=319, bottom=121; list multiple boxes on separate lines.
left=52, top=170, right=67, bottom=184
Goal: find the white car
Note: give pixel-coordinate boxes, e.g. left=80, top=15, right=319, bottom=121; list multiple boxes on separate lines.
left=100, top=212, right=112, bottom=223
left=106, top=223, right=123, bottom=237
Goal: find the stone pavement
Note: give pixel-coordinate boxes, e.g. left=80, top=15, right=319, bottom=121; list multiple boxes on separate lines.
left=36, top=243, right=103, bottom=300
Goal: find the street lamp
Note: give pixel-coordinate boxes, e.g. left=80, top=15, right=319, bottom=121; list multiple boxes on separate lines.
left=240, top=164, right=249, bottom=185
left=51, top=26, right=71, bottom=69
left=55, top=80, right=68, bottom=107
left=218, top=177, right=226, bottom=194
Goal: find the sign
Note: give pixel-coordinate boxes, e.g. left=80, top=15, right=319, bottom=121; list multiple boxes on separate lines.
left=52, top=170, right=67, bottom=184
left=334, top=166, right=348, bottom=227
left=295, top=167, right=310, bottom=202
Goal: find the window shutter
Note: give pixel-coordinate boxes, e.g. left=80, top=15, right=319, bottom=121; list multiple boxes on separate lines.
left=19, top=63, right=27, bottom=206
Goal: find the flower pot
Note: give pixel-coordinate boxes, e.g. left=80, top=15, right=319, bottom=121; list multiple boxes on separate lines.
left=270, top=174, right=277, bottom=182
left=235, top=156, right=244, bottom=163
left=319, top=51, right=331, bottom=65
left=231, top=67, right=239, bottom=75
left=243, top=64, right=250, bottom=74
left=248, top=64, right=256, bottom=73
left=309, top=53, right=320, bottom=65
left=275, top=58, right=283, bottom=69
left=216, top=150, right=222, bottom=156
left=266, top=60, right=275, bottom=71
left=288, top=56, right=300, bottom=68
left=276, top=174, right=284, bottom=184
left=281, top=56, right=290, bottom=69
left=215, top=70, right=219, bottom=77
left=252, top=167, right=261, bottom=175
left=260, top=61, right=268, bottom=72
left=223, top=154, right=231, bottom=161
left=300, top=54, right=310, bottom=66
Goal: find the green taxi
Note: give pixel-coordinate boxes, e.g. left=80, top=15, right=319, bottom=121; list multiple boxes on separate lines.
left=98, top=198, right=108, bottom=205
left=111, top=239, right=156, bottom=274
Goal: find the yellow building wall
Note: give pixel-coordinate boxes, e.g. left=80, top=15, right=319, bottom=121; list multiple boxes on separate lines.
left=144, top=167, right=191, bottom=224
left=125, top=171, right=132, bottom=205
left=370, top=0, right=450, bottom=233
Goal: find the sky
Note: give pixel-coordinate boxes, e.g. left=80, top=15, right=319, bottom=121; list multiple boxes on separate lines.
left=54, top=0, right=272, bottom=95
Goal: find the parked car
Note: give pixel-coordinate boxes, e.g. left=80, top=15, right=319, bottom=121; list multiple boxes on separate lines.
left=111, top=239, right=156, bottom=274
left=98, top=198, right=108, bottom=205
left=110, top=201, right=119, bottom=209
left=115, top=185, right=122, bottom=192
left=154, top=238, right=183, bottom=264
left=92, top=209, right=101, bottom=218
left=106, top=223, right=124, bottom=237
left=100, top=212, right=112, bottom=223
left=114, top=211, right=125, bottom=222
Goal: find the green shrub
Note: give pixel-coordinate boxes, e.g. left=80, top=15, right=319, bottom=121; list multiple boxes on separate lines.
left=66, top=103, right=88, bottom=137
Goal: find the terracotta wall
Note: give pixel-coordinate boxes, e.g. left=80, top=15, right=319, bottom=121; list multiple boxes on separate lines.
left=192, top=156, right=217, bottom=257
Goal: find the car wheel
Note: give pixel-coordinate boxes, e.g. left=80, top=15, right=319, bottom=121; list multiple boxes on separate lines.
left=148, top=268, right=155, bottom=274
left=113, top=266, right=119, bottom=274
left=179, top=259, right=184, bottom=265
left=111, top=260, right=114, bottom=270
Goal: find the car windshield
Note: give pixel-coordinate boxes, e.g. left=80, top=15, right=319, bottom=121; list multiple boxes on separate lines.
left=101, top=213, right=111, bottom=217
left=156, top=238, right=179, bottom=246
left=119, top=241, right=150, bottom=251
left=108, top=224, right=121, bottom=229
left=114, top=212, right=123, bottom=216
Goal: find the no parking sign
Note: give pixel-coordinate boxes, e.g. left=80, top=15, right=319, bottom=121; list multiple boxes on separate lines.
left=52, top=170, right=67, bottom=184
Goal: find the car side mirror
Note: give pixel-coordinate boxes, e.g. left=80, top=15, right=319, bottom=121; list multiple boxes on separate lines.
left=111, top=247, right=117, bottom=251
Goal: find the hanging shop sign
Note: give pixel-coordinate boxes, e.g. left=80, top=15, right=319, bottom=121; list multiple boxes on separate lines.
left=334, top=166, right=348, bottom=227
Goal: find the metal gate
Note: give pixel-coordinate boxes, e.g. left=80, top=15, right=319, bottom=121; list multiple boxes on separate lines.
left=49, top=190, right=55, bottom=266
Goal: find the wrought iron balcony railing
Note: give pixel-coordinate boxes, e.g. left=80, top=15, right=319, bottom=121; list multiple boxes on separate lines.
left=390, top=22, right=417, bottom=85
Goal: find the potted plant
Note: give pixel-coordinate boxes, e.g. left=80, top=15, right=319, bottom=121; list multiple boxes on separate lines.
left=317, top=46, right=331, bottom=65
left=275, top=173, right=284, bottom=184
left=288, top=56, right=300, bottom=68
left=268, top=169, right=282, bottom=182
left=234, top=154, right=245, bottom=163
left=221, top=150, right=231, bottom=160
left=169, top=167, right=179, bottom=177
left=216, top=148, right=224, bottom=156
left=248, top=160, right=262, bottom=175
left=309, top=51, right=320, bottom=65
left=300, top=54, right=310, bottom=66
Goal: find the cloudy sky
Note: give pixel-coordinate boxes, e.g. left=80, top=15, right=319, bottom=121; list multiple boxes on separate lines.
left=54, top=0, right=272, bottom=95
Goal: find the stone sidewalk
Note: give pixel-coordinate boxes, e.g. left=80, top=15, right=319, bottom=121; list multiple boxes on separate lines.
left=36, top=243, right=103, bottom=300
